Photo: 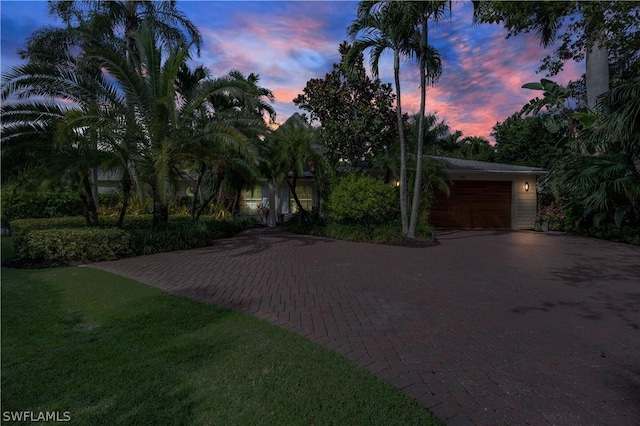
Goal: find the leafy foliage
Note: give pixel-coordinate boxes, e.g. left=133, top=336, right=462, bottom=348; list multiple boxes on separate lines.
left=8, top=216, right=255, bottom=266
left=475, top=1, right=640, bottom=79
left=326, top=175, right=398, bottom=225
left=17, top=228, right=133, bottom=266
left=492, top=113, right=564, bottom=168
left=0, top=192, right=84, bottom=227
left=293, top=42, right=396, bottom=169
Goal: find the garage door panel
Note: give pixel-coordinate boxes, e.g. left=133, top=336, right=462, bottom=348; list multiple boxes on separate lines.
left=431, top=181, right=511, bottom=228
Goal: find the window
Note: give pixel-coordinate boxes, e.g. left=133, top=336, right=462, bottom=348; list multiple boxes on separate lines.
left=241, top=185, right=263, bottom=214
left=292, top=184, right=313, bottom=212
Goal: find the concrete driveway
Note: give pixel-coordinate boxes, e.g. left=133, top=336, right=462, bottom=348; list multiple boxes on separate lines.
left=90, top=228, right=640, bottom=425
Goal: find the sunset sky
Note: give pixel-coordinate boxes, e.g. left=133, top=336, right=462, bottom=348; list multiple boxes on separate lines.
left=0, top=1, right=584, bottom=141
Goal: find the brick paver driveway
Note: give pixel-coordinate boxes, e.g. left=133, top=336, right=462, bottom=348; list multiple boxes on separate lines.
left=91, top=228, right=640, bottom=425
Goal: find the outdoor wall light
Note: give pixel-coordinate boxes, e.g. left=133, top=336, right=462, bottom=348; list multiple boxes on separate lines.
left=395, top=181, right=400, bottom=187
left=524, top=181, right=530, bottom=192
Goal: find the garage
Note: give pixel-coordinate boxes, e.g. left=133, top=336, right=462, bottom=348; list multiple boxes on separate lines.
left=431, top=180, right=513, bottom=228
left=426, top=156, right=547, bottom=229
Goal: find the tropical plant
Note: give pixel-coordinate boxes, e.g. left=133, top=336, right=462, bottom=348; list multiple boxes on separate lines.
left=174, top=67, right=264, bottom=221
left=293, top=42, right=397, bottom=170
left=3, top=0, right=204, bottom=227
left=270, top=114, right=325, bottom=215
left=347, top=1, right=446, bottom=238
left=347, top=0, right=417, bottom=234
left=475, top=1, right=640, bottom=107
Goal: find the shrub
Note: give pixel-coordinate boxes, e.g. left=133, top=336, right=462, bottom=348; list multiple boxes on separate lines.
left=326, top=175, right=398, bottom=225
left=10, top=217, right=89, bottom=253
left=538, top=201, right=565, bottom=231
left=284, top=212, right=326, bottom=236
left=128, top=217, right=255, bottom=255
left=9, top=214, right=255, bottom=266
left=1, top=192, right=84, bottom=226
left=18, top=228, right=133, bottom=266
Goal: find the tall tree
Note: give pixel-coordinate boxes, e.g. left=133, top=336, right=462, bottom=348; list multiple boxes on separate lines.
left=348, top=0, right=415, bottom=234
left=293, top=42, right=396, bottom=170
left=347, top=1, right=444, bottom=238
left=15, top=0, right=203, bottom=217
left=491, top=113, right=564, bottom=169
left=406, top=1, right=447, bottom=239
left=475, top=1, right=640, bottom=109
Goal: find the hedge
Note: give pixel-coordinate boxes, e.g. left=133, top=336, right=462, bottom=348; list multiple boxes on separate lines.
left=1, top=192, right=84, bottom=227
left=9, top=215, right=256, bottom=266
left=0, top=192, right=126, bottom=227
left=17, top=228, right=133, bottom=266
left=10, top=217, right=89, bottom=253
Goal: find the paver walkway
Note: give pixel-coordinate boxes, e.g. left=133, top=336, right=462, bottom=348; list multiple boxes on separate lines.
left=90, top=228, right=640, bottom=425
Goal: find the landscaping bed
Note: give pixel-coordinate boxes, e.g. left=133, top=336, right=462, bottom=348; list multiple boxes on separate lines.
left=5, top=215, right=256, bottom=268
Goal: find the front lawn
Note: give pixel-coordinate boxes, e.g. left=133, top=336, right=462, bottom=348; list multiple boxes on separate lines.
left=1, top=238, right=441, bottom=425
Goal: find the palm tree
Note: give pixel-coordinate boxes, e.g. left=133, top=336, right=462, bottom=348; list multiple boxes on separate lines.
left=75, top=22, right=192, bottom=226
left=348, top=1, right=444, bottom=238
left=16, top=0, right=202, bottom=216
left=406, top=1, right=447, bottom=238
left=1, top=42, right=125, bottom=225
left=174, top=67, right=261, bottom=221
left=348, top=0, right=414, bottom=234
left=224, top=70, right=277, bottom=124
left=587, top=77, right=640, bottom=166
left=271, top=113, right=324, bottom=216
left=45, top=0, right=202, bottom=60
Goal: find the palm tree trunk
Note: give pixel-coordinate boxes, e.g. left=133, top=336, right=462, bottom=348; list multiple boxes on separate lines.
left=408, top=17, right=429, bottom=239
left=196, top=167, right=225, bottom=221
left=190, top=161, right=206, bottom=221
left=286, top=173, right=307, bottom=216
left=82, top=172, right=99, bottom=226
left=116, top=166, right=132, bottom=228
left=151, top=185, right=169, bottom=228
left=586, top=37, right=609, bottom=111
left=395, top=50, right=409, bottom=236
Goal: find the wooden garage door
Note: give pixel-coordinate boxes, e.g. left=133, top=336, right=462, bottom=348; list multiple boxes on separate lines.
left=430, top=181, right=512, bottom=228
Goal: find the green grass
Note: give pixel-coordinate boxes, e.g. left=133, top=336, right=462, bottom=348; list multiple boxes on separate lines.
left=1, top=238, right=441, bottom=425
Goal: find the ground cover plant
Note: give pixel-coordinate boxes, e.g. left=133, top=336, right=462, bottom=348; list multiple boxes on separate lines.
left=285, top=214, right=435, bottom=246
left=1, top=238, right=441, bottom=425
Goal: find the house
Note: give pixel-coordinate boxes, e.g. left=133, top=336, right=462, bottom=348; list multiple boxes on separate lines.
left=239, top=173, right=317, bottom=222
left=98, top=156, right=546, bottom=230
left=97, top=169, right=316, bottom=224
left=428, top=156, right=547, bottom=229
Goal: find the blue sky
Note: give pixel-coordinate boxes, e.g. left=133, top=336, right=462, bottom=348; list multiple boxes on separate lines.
left=0, top=0, right=584, bottom=141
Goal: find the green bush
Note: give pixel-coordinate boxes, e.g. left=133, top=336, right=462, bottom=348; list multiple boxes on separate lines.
left=10, top=217, right=89, bottom=253
left=18, top=228, right=133, bottom=266
left=129, top=217, right=254, bottom=255
left=326, top=175, right=398, bottom=225
left=284, top=212, right=326, bottom=236
left=9, top=215, right=255, bottom=266
left=287, top=216, right=434, bottom=245
left=1, top=192, right=85, bottom=226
